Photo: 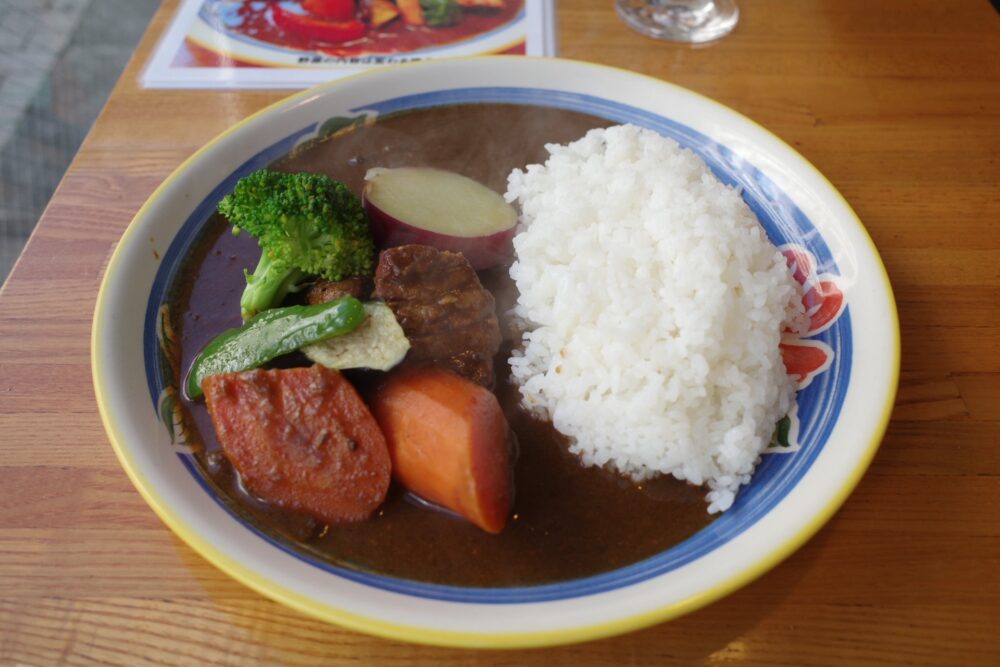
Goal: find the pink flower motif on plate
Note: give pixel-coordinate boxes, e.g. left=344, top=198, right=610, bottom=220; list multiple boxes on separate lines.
left=768, top=244, right=847, bottom=451
left=780, top=245, right=845, bottom=389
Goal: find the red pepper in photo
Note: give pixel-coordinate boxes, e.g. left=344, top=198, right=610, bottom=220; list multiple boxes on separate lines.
left=302, top=0, right=357, bottom=22
left=272, top=4, right=366, bottom=43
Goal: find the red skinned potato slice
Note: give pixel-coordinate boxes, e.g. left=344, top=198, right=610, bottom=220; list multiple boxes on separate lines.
left=363, top=167, right=518, bottom=270
left=203, top=365, right=390, bottom=524
left=370, top=366, right=513, bottom=533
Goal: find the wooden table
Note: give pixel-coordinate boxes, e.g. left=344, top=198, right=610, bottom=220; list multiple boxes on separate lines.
left=1, top=0, right=997, bottom=663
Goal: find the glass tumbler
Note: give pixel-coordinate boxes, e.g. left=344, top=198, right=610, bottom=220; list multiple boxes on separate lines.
left=616, top=0, right=740, bottom=43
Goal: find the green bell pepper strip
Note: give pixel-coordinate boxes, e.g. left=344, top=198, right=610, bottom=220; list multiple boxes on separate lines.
left=186, top=296, right=365, bottom=399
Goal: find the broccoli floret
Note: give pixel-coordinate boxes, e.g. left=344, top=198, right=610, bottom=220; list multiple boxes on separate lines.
left=217, top=169, right=375, bottom=321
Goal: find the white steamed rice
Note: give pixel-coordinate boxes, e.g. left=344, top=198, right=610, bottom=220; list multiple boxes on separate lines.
left=505, top=124, right=805, bottom=513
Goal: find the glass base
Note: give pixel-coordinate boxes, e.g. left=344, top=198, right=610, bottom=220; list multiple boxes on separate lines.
left=616, top=0, right=739, bottom=44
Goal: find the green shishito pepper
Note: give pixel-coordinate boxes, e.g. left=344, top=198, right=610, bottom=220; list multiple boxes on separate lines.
left=186, top=296, right=365, bottom=399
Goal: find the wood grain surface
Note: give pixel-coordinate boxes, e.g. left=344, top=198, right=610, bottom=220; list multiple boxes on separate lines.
left=1, top=0, right=998, bottom=664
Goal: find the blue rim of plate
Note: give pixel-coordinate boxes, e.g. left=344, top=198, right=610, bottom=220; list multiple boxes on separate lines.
left=143, top=86, right=851, bottom=604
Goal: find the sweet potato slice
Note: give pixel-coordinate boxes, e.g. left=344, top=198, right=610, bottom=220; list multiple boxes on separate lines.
left=203, top=365, right=390, bottom=523
left=370, top=367, right=512, bottom=533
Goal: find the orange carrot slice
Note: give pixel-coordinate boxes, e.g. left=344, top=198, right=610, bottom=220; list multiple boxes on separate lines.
left=370, top=367, right=512, bottom=533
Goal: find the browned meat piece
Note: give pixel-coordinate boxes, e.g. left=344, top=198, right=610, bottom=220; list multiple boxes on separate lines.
left=203, top=365, right=391, bottom=524
left=305, top=276, right=372, bottom=305
left=374, top=245, right=501, bottom=386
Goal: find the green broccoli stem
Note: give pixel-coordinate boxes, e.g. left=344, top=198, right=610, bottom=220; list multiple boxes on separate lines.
left=240, top=250, right=307, bottom=322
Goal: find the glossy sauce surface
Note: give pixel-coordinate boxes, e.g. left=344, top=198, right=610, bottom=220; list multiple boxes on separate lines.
left=172, top=104, right=713, bottom=586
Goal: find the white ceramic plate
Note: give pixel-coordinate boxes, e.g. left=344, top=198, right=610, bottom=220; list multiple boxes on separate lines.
left=92, top=57, right=899, bottom=648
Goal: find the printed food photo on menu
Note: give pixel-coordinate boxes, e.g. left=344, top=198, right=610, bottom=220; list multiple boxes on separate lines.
left=179, top=0, right=528, bottom=66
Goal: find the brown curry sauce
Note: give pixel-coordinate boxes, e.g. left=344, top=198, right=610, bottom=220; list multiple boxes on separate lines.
left=172, top=104, right=712, bottom=587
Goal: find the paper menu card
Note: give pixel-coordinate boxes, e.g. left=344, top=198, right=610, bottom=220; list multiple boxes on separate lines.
left=142, top=0, right=555, bottom=89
